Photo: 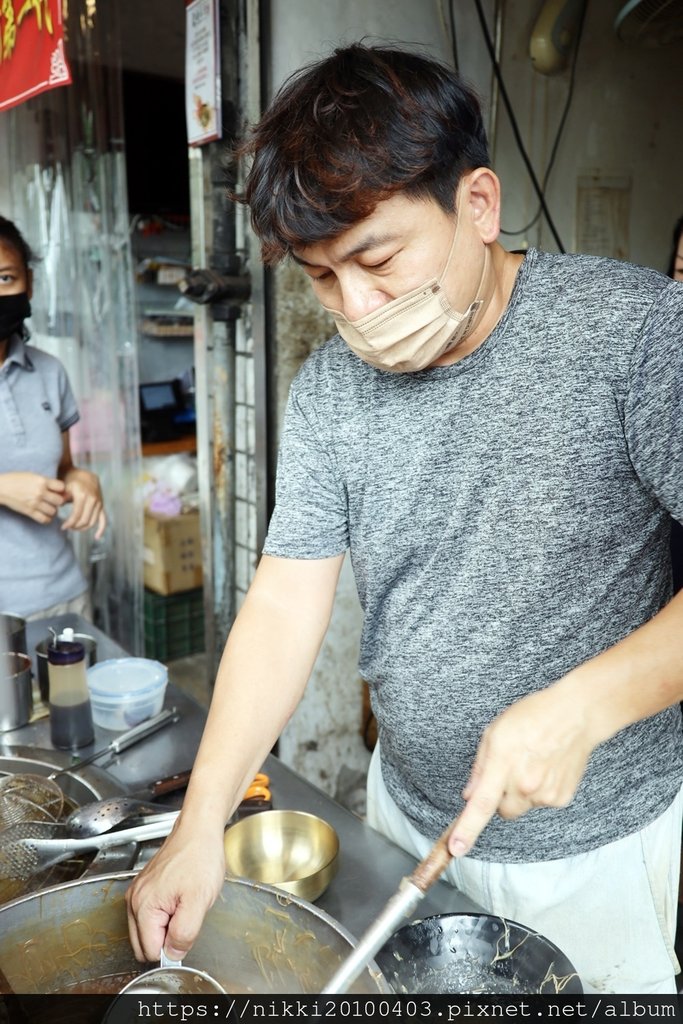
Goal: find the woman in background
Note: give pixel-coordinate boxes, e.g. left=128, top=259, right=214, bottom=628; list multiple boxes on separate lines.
left=0, top=215, right=106, bottom=620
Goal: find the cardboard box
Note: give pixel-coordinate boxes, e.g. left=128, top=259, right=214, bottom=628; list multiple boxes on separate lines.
left=143, top=510, right=203, bottom=595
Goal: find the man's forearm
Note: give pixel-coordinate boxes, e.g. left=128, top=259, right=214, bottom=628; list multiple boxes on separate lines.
left=173, top=554, right=343, bottom=837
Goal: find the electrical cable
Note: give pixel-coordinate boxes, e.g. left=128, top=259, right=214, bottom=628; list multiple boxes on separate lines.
left=501, top=0, right=588, bottom=237
left=438, top=0, right=459, bottom=70
left=471, top=0, right=566, bottom=252
left=448, top=0, right=459, bottom=71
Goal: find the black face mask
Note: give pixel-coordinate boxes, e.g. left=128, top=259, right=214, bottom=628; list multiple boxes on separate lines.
left=0, top=292, right=31, bottom=341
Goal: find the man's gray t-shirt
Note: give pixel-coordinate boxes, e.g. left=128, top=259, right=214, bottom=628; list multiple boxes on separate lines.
left=0, top=335, right=86, bottom=617
left=263, top=248, right=683, bottom=863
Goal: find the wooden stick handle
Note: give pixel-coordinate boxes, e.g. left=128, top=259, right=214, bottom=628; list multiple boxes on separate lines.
left=408, top=822, right=454, bottom=892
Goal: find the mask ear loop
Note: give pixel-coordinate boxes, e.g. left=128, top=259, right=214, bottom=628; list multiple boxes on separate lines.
left=437, top=176, right=495, bottom=294
left=436, top=189, right=466, bottom=286
left=437, top=180, right=493, bottom=338
left=440, top=238, right=493, bottom=346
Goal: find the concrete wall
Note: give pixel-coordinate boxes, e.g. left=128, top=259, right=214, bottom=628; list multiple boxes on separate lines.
left=265, top=0, right=683, bottom=801
left=490, top=1, right=683, bottom=271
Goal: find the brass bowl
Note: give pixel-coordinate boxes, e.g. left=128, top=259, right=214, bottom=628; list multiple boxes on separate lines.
left=223, top=809, right=339, bottom=902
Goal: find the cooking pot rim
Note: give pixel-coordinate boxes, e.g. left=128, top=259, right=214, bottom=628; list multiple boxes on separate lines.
left=0, top=870, right=357, bottom=941
left=0, top=871, right=393, bottom=994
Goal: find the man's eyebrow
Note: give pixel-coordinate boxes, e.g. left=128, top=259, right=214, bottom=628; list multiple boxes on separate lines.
left=292, top=232, right=400, bottom=268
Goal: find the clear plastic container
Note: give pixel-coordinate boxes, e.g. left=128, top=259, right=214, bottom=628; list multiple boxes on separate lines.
left=86, top=658, right=168, bottom=730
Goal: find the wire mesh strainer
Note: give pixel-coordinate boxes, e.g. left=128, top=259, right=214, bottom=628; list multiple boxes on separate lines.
left=0, top=818, right=84, bottom=904
left=0, top=774, right=64, bottom=829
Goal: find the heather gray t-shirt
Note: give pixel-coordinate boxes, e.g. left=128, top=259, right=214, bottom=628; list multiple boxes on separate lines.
left=0, top=335, right=86, bottom=617
left=264, top=248, right=683, bottom=862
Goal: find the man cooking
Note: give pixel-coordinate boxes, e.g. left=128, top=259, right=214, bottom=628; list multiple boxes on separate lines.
left=126, top=43, right=683, bottom=993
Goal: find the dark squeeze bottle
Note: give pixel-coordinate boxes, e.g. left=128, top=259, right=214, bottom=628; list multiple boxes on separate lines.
left=47, top=632, right=94, bottom=750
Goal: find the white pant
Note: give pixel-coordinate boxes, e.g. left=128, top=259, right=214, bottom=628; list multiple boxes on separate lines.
left=366, top=744, right=683, bottom=994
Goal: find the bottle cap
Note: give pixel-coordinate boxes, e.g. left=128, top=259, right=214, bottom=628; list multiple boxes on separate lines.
left=47, top=640, right=85, bottom=665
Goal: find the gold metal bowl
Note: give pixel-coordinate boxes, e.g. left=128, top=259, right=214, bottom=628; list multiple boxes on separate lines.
left=223, top=809, right=339, bottom=902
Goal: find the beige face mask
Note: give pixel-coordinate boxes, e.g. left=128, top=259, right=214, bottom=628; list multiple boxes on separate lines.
left=322, top=207, right=491, bottom=373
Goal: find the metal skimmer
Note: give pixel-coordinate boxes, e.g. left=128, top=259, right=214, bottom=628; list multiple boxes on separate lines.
left=0, top=814, right=179, bottom=882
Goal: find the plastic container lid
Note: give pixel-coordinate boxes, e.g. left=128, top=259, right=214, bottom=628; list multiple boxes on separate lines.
left=86, top=658, right=168, bottom=704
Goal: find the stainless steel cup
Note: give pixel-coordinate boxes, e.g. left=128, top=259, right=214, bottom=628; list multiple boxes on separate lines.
left=36, top=633, right=97, bottom=703
left=0, top=652, right=33, bottom=732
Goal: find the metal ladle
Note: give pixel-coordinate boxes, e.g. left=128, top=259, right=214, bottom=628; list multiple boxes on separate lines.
left=117, top=948, right=226, bottom=995
left=322, top=818, right=455, bottom=994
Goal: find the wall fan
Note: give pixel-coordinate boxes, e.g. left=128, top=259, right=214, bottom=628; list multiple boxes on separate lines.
left=614, top=0, right=683, bottom=46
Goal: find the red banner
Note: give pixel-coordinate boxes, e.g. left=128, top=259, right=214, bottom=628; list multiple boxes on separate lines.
left=0, top=0, right=72, bottom=113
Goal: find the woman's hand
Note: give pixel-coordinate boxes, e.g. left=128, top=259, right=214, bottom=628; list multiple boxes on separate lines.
left=125, top=821, right=227, bottom=962
left=0, top=471, right=67, bottom=523
left=61, top=468, right=107, bottom=539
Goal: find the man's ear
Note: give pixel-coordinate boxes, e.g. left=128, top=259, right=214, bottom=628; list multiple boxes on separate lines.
left=461, top=168, right=501, bottom=244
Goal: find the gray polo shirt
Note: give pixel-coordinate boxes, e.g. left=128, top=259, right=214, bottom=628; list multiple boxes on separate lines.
left=0, top=334, right=86, bottom=617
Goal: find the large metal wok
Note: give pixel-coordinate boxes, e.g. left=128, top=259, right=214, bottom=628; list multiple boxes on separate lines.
left=0, top=872, right=390, bottom=994
left=375, top=913, right=583, bottom=994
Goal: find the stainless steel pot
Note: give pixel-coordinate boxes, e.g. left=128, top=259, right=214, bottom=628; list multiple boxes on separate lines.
left=0, top=872, right=390, bottom=994
left=0, top=653, right=33, bottom=732
left=0, top=614, right=27, bottom=657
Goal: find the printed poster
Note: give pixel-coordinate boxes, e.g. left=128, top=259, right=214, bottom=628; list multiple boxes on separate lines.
left=185, top=0, right=221, bottom=146
left=0, top=0, right=72, bottom=113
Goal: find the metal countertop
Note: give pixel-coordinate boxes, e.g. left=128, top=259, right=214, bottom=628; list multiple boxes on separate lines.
left=2, top=612, right=482, bottom=940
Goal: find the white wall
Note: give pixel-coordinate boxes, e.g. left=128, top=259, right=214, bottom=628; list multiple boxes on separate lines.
left=269, top=0, right=453, bottom=83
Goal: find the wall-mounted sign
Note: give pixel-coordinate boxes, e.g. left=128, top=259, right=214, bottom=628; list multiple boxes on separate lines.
left=0, top=0, right=72, bottom=113
left=185, top=0, right=222, bottom=146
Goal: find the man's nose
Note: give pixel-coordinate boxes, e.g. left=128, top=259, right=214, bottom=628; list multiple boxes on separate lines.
left=340, top=285, right=388, bottom=322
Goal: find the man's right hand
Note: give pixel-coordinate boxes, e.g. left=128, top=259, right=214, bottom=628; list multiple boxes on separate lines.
left=0, top=471, right=67, bottom=524
left=125, top=822, right=227, bottom=962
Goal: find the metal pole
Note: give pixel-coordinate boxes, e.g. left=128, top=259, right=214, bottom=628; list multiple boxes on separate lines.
left=190, top=0, right=264, bottom=683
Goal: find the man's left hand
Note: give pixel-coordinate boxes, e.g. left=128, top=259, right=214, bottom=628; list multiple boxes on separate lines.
left=447, top=678, right=595, bottom=857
